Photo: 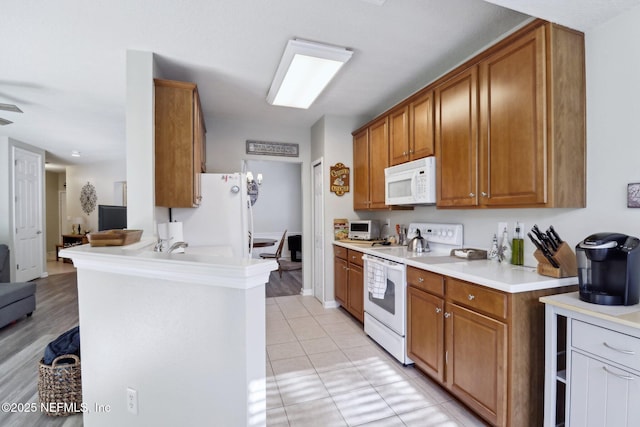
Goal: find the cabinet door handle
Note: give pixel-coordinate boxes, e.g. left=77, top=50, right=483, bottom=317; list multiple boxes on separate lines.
left=603, top=366, right=635, bottom=381
left=403, top=151, right=407, bottom=156
left=469, top=192, right=475, bottom=198
left=468, top=294, right=475, bottom=301
left=604, top=342, right=636, bottom=355
left=435, top=307, right=442, bottom=314
left=444, top=312, right=451, bottom=318
left=481, top=192, right=488, bottom=197
left=418, top=277, right=424, bottom=283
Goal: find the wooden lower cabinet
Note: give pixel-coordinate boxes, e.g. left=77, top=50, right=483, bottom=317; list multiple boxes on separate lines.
left=406, top=265, right=576, bottom=426
left=446, top=303, right=507, bottom=426
left=334, top=257, right=348, bottom=306
left=407, top=286, right=444, bottom=382
left=333, top=247, right=364, bottom=323
left=347, top=262, right=364, bottom=322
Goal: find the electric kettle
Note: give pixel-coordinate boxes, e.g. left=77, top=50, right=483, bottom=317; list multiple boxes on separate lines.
left=407, top=229, right=430, bottom=253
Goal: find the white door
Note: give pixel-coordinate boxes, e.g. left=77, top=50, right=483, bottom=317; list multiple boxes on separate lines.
left=13, top=147, right=44, bottom=281
left=312, top=160, right=324, bottom=302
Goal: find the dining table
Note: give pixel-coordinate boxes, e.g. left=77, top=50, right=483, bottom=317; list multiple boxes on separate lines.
left=252, top=238, right=277, bottom=248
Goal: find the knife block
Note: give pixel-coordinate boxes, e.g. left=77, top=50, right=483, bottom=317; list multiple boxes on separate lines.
left=534, top=242, right=577, bottom=278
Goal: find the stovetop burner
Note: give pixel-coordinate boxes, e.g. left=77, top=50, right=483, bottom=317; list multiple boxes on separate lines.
left=369, top=222, right=464, bottom=263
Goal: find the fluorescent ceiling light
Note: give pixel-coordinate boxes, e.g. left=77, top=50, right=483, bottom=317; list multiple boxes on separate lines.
left=267, top=39, right=353, bottom=109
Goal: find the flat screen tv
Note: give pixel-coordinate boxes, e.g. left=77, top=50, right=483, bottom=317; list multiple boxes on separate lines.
left=98, top=205, right=127, bottom=231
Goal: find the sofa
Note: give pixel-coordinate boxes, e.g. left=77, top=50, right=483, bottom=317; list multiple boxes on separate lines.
left=0, top=244, right=36, bottom=329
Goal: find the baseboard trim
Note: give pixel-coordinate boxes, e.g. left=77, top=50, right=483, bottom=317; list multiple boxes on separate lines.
left=323, top=300, right=340, bottom=309
left=300, top=288, right=313, bottom=296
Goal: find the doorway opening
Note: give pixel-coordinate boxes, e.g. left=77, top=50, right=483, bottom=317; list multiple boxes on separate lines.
left=244, top=159, right=303, bottom=297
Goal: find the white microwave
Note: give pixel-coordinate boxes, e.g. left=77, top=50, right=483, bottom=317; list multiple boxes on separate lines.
left=384, top=157, right=436, bottom=205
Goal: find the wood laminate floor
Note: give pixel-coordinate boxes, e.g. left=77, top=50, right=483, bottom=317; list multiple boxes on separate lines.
left=0, top=272, right=82, bottom=427
left=266, top=261, right=303, bottom=298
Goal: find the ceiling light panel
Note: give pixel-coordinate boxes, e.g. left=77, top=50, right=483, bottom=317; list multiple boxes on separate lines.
left=267, top=39, right=353, bottom=109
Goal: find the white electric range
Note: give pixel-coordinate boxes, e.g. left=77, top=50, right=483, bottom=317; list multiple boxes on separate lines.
left=362, top=223, right=463, bottom=364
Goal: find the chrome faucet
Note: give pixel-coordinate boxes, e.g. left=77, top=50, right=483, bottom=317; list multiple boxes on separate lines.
left=154, top=238, right=171, bottom=252
left=168, top=241, right=188, bottom=253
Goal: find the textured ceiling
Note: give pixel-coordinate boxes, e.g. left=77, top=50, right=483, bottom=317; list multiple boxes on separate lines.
left=0, top=0, right=638, bottom=169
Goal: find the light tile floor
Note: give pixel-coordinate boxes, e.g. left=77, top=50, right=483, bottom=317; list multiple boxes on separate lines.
left=266, top=295, right=487, bottom=426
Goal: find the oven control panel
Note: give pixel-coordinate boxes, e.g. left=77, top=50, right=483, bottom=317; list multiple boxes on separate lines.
left=407, top=223, right=463, bottom=247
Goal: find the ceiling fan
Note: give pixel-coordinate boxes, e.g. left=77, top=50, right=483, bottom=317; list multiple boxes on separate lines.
left=0, top=103, right=23, bottom=125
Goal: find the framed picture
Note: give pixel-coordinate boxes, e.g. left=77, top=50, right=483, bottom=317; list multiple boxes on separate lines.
left=628, top=183, right=640, bottom=208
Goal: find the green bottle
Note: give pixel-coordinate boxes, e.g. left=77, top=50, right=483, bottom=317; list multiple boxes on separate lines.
left=511, top=222, right=524, bottom=265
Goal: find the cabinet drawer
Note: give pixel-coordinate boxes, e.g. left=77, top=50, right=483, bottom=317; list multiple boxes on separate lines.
left=572, top=320, right=640, bottom=371
left=407, top=266, right=444, bottom=296
left=446, top=278, right=507, bottom=320
left=347, top=249, right=364, bottom=266
left=334, top=246, right=347, bottom=260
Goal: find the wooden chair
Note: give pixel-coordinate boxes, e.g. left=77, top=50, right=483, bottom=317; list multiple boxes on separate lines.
left=260, top=230, right=287, bottom=277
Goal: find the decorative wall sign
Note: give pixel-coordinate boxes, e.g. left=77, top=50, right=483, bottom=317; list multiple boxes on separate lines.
left=330, top=163, right=350, bottom=196
left=628, top=183, right=640, bottom=208
left=246, top=140, right=299, bottom=157
left=80, top=181, right=97, bottom=214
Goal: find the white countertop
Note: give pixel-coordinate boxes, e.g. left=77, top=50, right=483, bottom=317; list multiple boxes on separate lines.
left=541, top=291, right=640, bottom=330
left=60, top=237, right=278, bottom=289
left=334, top=240, right=577, bottom=293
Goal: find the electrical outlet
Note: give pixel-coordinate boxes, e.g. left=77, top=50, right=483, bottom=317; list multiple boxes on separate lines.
left=127, top=387, right=138, bottom=415
left=385, top=218, right=391, bottom=228
left=498, top=222, right=508, bottom=237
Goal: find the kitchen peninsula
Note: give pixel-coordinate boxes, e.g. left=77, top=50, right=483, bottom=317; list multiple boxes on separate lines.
left=60, top=239, right=277, bottom=427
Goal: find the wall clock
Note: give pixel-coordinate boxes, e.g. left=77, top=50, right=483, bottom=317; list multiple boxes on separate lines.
left=80, top=182, right=98, bottom=214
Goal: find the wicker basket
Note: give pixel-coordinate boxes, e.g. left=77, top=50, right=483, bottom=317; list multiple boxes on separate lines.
left=38, top=354, right=82, bottom=416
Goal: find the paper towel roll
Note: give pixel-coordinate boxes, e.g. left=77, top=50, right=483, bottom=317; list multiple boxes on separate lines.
left=168, top=221, right=184, bottom=253
left=157, top=222, right=169, bottom=240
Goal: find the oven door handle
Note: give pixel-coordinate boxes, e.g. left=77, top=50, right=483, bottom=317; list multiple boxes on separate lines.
left=363, top=255, right=405, bottom=272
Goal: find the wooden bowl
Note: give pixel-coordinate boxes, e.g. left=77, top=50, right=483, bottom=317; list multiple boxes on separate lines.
left=87, top=230, right=143, bottom=247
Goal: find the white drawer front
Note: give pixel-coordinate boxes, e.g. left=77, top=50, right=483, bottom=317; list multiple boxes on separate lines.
left=572, top=319, right=640, bottom=372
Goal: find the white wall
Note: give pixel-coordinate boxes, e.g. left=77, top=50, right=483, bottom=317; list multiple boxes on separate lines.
left=66, top=160, right=127, bottom=233
left=364, top=6, right=640, bottom=268
left=311, top=115, right=367, bottom=302
left=125, top=50, right=168, bottom=236
left=245, top=159, right=302, bottom=234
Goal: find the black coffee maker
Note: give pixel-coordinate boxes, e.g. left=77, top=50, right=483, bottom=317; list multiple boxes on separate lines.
left=576, top=233, right=640, bottom=305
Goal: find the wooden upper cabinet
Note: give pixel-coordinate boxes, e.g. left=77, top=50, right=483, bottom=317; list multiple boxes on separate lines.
left=389, top=91, right=434, bottom=167
left=368, top=117, right=389, bottom=209
left=353, top=118, right=389, bottom=210
left=409, top=90, right=435, bottom=161
left=353, top=20, right=584, bottom=210
left=353, top=128, right=370, bottom=210
left=435, top=66, right=479, bottom=208
left=479, top=25, right=547, bottom=206
left=389, top=105, right=410, bottom=166
left=435, top=21, right=585, bottom=209
left=154, top=78, right=207, bottom=208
